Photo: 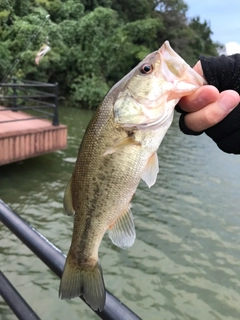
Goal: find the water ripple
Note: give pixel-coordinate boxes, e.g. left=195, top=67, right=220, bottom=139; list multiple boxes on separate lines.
left=1, top=110, right=240, bottom=319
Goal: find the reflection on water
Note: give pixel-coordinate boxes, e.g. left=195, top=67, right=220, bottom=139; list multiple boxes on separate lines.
left=1, top=107, right=240, bottom=320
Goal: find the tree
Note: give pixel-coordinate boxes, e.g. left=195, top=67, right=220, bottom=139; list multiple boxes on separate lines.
left=0, top=0, right=220, bottom=109
left=189, top=17, right=219, bottom=58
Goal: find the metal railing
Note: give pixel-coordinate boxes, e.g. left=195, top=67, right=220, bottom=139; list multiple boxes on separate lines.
left=0, top=272, right=41, bottom=320
left=0, top=200, right=142, bottom=320
left=0, top=78, right=59, bottom=126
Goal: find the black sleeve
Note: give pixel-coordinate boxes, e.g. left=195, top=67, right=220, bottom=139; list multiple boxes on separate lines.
left=177, top=54, right=240, bottom=154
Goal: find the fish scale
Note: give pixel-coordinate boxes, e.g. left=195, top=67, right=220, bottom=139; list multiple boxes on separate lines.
left=59, top=41, right=205, bottom=311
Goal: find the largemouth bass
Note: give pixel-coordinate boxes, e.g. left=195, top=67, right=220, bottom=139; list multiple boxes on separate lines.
left=59, top=41, right=205, bottom=311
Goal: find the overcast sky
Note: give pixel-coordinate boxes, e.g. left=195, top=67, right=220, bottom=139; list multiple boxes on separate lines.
left=186, top=1, right=240, bottom=45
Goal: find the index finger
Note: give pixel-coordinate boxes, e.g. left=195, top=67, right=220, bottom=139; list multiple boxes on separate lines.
left=178, top=62, right=219, bottom=112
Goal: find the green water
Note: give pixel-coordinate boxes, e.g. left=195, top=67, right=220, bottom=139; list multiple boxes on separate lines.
left=1, top=107, right=240, bottom=320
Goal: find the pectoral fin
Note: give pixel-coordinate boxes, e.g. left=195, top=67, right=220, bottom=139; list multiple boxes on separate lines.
left=103, top=137, right=141, bottom=156
left=63, top=177, right=75, bottom=215
left=141, top=152, right=159, bottom=188
left=108, top=204, right=135, bottom=249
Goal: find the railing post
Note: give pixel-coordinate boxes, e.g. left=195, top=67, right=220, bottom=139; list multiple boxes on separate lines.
left=12, top=77, right=18, bottom=112
left=52, top=82, right=59, bottom=126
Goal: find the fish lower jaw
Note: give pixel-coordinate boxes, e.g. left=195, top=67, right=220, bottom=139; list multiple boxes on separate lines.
left=116, top=108, right=174, bottom=132
left=138, top=109, right=174, bottom=131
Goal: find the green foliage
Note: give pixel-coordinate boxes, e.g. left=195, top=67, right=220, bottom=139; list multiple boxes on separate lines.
left=71, top=75, right=109, bottom=109
left=0, top=42, right=12, bottom=77
left=13, top=0, right=33, bottom=17
left=0, top=0, right=220, bottom=109
left=111, top=0, right=153, bottom=22
left=189, top=17, right=219, bottom=57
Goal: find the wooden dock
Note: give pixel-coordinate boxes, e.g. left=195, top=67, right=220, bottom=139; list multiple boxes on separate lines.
left=0, top=107, right=67, bottom=166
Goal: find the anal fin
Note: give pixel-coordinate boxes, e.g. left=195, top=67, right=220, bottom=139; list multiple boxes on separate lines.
left=63, top=177, right=75, bottom=215
left=108, top=204, right=136, bottom=249
left=141, top=152, right=159, bottom=188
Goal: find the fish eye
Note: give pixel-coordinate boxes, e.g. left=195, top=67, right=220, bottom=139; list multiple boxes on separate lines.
left=140, top=64, right=153, bottom=74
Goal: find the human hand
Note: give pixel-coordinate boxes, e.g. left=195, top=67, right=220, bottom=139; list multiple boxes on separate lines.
left=178, top=61, right=240, bottom=133
left=177, top=55, right=240, bottom=154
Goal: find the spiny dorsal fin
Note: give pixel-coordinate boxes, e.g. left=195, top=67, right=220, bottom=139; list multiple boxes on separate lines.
left=108, top=204, right=136, bottom=249
left=103, top=137, right=141, bottom=156
left=63, top=177, right=75, bottom=215
left=141, top=152, right=159, bottom=188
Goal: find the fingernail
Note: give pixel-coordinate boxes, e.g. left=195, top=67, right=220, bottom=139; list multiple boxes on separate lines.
left=218, top=93, right=237, bottom=112
left=197, top=92, right=211, bottom=106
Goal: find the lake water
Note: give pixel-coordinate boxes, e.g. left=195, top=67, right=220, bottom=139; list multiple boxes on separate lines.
left=1, top=107, right=240, bottom=320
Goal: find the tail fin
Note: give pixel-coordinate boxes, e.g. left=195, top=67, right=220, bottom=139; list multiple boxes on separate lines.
left=59, top=258, right=106, bottom=312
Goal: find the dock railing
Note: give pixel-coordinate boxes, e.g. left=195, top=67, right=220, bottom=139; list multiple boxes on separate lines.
left=0, top=200, right=142, bottom=320
left=0, top=78, right=59, bottom=126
